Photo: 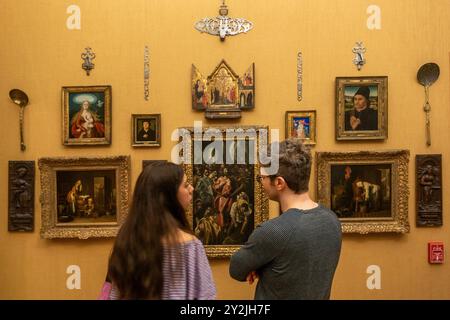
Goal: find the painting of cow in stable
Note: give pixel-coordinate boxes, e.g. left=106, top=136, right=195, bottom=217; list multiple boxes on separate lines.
left=331, top=164, right=391, bottom=218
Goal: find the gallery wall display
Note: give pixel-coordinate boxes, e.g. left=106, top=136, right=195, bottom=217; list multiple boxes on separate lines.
left=38, top=156, right=130, bottom=239
left=316, top=150, right=410, bottom=234
left=131, top=114, right=161, bottom=147
left=179, top=125, right=269, bottom=257
left=285, top=110, right=316, bottom=145
left=335, top=76, right=388, bottom=140
left=192, top=60, right=255, bottom=119
left=416, top=154, right=442, bottom=227
left=62, top=85, right=112, bottom=146
left=8, top=161, right=35, bottom=231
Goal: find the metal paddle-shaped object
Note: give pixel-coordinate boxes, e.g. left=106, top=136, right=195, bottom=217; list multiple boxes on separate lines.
left=417, top=63, right=440, bottom=146
left=9, top=89, right=29, bottom=151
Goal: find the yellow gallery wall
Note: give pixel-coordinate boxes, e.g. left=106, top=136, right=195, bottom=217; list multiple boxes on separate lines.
left=0, top=0, right=449, bottom=299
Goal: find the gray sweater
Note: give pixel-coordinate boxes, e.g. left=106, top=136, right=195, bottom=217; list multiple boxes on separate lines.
left=229, top=205, right=342, bottom=300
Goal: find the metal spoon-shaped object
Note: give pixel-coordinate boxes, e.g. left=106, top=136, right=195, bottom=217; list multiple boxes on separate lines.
left=9, top=89, right=29, bottom=151
left=417, top=63, right=440, bottom=146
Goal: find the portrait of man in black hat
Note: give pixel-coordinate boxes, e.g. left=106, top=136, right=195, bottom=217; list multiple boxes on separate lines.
left=344, top=86, right=378, bottom=131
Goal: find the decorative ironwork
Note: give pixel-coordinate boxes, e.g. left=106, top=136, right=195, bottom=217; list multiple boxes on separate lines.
left=144, top=45, right=150, bottom=101
left=416, top=154, right=442, bottom=227
left=81, top=47, right=95, bottom=76
left=8, top=161, right=35, bottom=231
left=417, top=62, right=440, bottom=146
left=297, top=52, right=303, bottom=101
left=352, top=41, right=366, bottom=71
left=194, top=1, right=253, bottom=41
left=9, top=89, right=29, bottom=151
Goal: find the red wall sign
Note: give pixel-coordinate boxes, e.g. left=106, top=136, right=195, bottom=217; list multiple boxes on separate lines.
left=428, top=242, right=444, bottom=264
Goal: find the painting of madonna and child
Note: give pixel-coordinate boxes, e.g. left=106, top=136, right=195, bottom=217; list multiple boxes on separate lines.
left=331, top=164, right=392, bottom=219
left=62, top=85, right=111, bottom=145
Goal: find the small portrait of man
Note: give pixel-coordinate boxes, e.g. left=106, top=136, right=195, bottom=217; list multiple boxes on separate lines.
left=344, top=85, right=378, bottom=131
left=137, top=119, right=156, bottom=142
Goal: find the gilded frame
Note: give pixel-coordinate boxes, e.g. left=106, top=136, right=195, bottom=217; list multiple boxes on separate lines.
left=316, top=150, right=409, bottom=234
left=39, top=156, right=130, bottom=239
left=335, top=76, right=388, bottom=140
left=179, top=125, right=269, bottom=258
left=285, top=110, right=316, bottom=145
left=62, top=85, right=112, bottom=145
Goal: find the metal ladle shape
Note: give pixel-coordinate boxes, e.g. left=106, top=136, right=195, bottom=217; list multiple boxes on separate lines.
left=9, top=89, right=29, bottom=151
left=417, top=63, right=440, bottom=146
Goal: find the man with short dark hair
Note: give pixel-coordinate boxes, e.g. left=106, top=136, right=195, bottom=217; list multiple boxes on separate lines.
left=229, top=138, right=342, bottom=299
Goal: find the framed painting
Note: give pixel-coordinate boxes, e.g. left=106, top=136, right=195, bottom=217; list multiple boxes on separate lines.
left=335, top=76, right=388, bottom=140
left=62, top=85, right=112, bottom=146
left=192, top=60, right=255, bottom=119
left=38, top=156, right=130, bottom=239
left=316, top=150, right=409, bottom=234
left=132, top=114, right=161, bottom=147
left=178, top=125, right=269, bottom=257
left=285, top=110, right=316, bottom=145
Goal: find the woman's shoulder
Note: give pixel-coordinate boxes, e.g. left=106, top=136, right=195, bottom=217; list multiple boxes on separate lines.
left=177, top=229, right=196, bottom=244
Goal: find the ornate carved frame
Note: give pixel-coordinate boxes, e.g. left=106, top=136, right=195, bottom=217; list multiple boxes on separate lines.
left=316, top=150, right=410, bottom=234
left=179, top=125, right=269, bottom=258
left=39, top=156, right=130, bottom=239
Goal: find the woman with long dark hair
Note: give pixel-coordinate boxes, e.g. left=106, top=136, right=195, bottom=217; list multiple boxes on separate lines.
left=105, top=161, right=216, bottom=299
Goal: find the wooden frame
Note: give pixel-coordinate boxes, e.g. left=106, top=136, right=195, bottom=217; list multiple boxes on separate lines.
left=38, top=156, right=130, bottom=239
left=62, top=85, right=112, bottom=145
left=285, top=110, right=316, bottom=145
left=179, top=125, right=269, bottom=257
left=132, top=114, right=161, bottom=147
left=335, top=76, right=388, bottom=140
left=317, top=150, right=409, bottom=234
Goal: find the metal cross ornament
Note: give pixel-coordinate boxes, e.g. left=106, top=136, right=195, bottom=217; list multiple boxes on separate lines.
left=194, top=1, right=253, bottom=41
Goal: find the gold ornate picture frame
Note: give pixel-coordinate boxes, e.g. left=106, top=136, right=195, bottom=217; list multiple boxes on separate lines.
left=39, top=156, right=130, bottom=239
left=179, top=125, right=269, bottom=257
left=316, top=150, right=409, bottom=234
left=335, top=76, right=388, bottom=140
left=285, top=110, right=316, bottom=145
left=62, top=85, right=112, bottom=146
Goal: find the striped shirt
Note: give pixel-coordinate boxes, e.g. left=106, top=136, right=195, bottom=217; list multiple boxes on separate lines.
left=109, top=238, right=216, bottom=300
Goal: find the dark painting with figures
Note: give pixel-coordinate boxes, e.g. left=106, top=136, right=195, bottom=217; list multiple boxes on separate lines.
left=56, top=170, right=117, bottom=223
left=193, top=140, right=255, bottom=246
left=331, top=164, right=391, bottom=218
